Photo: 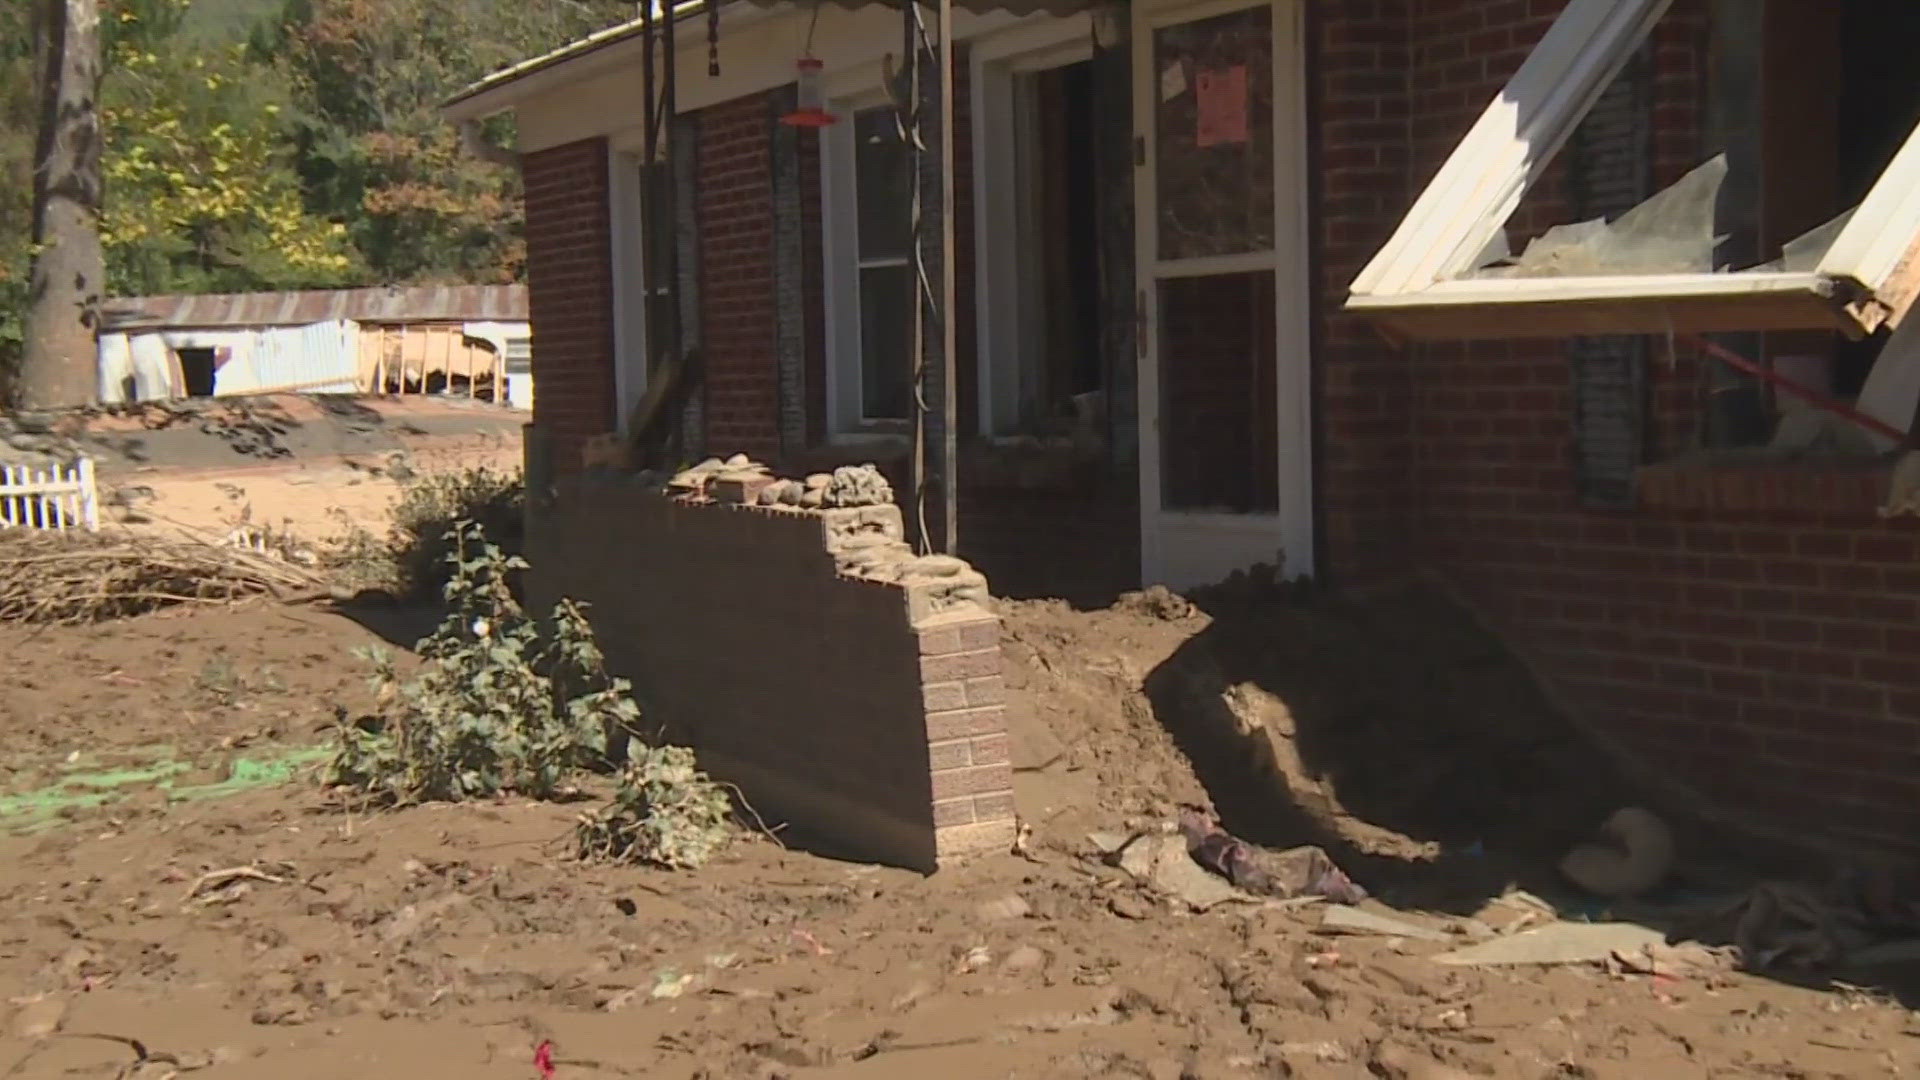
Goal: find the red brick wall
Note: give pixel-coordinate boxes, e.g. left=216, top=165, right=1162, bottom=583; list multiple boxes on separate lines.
left=526, top=478, right=1016, bottom=869
left=523, top=137, right=617, bottom=473
left=1311, top=0, right=1418, bottom=581
left=1318, top=0, right=1920, bottom=850
left=698, top=94, right=782, bottom=460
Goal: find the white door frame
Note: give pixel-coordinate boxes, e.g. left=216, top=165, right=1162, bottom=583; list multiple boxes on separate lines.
left=1131, top=0, right=1313, bottom=589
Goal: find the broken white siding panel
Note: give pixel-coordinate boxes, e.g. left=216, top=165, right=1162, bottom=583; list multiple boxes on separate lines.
left=204, top=321, right=359, bottom=397
left=503, top=336, right=534, bottom=411
left=1348, top=0, right=1675, bottom=299
left=127, top=333, right=180, bottom=400
left=97, top=333, right=135, bottom=404
left=460, top=320, right=531, bottom=408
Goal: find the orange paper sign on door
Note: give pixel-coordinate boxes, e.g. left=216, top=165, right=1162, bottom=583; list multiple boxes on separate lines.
left=1194, top=65, right=1248, bottom=148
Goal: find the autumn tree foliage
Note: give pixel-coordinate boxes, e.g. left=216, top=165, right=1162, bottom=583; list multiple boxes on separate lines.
left=0, top=0, right=627, bottom=388
left=103, top=40, right=356, bottom=294
left=262, top=0, right=622, bottom=284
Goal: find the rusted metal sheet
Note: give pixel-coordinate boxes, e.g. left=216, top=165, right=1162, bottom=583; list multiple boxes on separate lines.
left=103, top=285, right=528, bottom=332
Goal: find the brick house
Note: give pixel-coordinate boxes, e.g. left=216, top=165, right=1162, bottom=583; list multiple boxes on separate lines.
left=448, top=0, right=1920, bottom=854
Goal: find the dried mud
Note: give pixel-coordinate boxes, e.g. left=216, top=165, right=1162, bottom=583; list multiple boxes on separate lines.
left=0, top=597, right=1913, bottom=1078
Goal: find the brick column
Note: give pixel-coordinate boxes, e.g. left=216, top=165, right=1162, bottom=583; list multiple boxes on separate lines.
left=918, top=613, right=1016, bottom=857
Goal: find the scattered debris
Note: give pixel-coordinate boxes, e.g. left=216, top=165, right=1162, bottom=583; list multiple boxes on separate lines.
left=1371, top=1041, right=1480, bottom=1080
left=1604, top=941, right=1736, bottom=980
left=1318, top=905, right=1451, bottom=944
left=953, top=946, right=993, bottom=974
left=0, top=528, right=327, bottom=624
left=1179, top=812, right=1367, bottom=904
left=1685, top=879, right=1892, bottom=972
left=1558, top=807, right=1675, bottom=899
left=181, top=864, right=290, bottom=904
left=976, top=893, right=1032, bottom=921
left=1115, top=831, right=1252, bottom=911
left=1432, top=922, right=1667, bottom=967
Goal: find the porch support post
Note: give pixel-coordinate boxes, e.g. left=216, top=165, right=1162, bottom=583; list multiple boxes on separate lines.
left=937, top=0, right=958, bottom=555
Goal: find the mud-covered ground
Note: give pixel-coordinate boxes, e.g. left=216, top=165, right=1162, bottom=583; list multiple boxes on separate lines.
left=0, top=596, right=1915, bottom=1078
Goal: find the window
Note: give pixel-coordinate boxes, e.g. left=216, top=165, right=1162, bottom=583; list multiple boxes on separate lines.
left=1347, top=0, right=1920, bottom=348
left=611, top=153, right=678, bottom=430
left=822, top=103, right=914, bottom=433
left=974, top=21, right=1105, bottom=440
left=1348, top=0, right=1920, bottom=454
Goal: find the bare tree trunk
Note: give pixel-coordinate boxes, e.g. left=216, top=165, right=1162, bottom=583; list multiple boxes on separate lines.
left=17, top=0, right=103, bottom=411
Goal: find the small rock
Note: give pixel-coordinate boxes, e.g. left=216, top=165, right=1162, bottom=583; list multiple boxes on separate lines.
left=798, top=488, right=826, bottom=509
left=803, top=472, right=832, bottom=490
left=10, top=997, right=65, bottom=1040
left=249, top=995, right=312, bottom=1026
left=724, top=453, right=751, bottom=468
left=977, top=894, right=1031, bottom=921
left=1108, top=893, right=1154, bottom=920
left=954, top=945, right=993, bottom=973
left=889, top=978, right=936, bottom=1010
left=1370, top=1044, right=1477, bottom=1080
left=1002, top=945, right=1047, bottom=972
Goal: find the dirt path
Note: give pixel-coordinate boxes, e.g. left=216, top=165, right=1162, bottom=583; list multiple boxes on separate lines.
left=0, top=603, right=1914, bottom=1078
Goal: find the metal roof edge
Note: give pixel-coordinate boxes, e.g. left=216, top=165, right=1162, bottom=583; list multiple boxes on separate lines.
left=442, top=0, right=781, bottom=122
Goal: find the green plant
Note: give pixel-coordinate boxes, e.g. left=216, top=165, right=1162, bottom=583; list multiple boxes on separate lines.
left=388, top=465, right=525, bottom=599
left=325, top=521, right=636, bottom=806
left=575, top=745, right=735, bottom=870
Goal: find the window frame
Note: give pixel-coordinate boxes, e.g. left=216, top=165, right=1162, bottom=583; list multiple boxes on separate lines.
left=608, top=143, right=669, bottom=433
left=821, top=76, right=917, bottom=440
left=970, top=12, right=1097, bottom=438
left=1345, top=0, right=1920, bottom=343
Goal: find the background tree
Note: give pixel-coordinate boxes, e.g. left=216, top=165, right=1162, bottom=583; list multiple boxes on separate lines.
left=262, top=0, right=623, bottom=285
left=18, top=0, right=107, bottom=409
left=0, top=0, right=633, bottom=399
left=102, top=41, right=357, bottom=294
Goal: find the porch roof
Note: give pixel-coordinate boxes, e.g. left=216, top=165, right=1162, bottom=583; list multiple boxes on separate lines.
left=445, top=0, right=1089, bottom=122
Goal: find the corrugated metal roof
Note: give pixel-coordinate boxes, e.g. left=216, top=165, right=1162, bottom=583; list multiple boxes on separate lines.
left=104, top=285, right=528, bottom=331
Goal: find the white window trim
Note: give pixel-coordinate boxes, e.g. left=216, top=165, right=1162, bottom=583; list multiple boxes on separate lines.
left=1345, top=0, right=1920, bottom=341
left=608, top=149, right=650, bottom=433
left=971, top=13, right=1096, bottom=438
left=821, top=79, right=917, bottom=442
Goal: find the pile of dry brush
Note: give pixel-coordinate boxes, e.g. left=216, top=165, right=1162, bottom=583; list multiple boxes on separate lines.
left=0, top=528, right=327, bottom=624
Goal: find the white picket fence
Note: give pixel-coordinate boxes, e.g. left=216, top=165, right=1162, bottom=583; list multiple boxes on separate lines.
left=0, top=458, right=100, bottom=532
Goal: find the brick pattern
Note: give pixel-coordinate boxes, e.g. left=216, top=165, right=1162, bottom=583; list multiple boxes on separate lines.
left=698, top=93, right=781, bottom=459
left=674, top=113, right=707, bottom=459
left=1320, top=0, right=1920, bottom=850
left=527, top=479, right=1015, bottom=869
left=770, top=85, right=809, bottom=457
left=522, top=138, right=617, bottom=474
left=919, top=613, right=1017, bottom=854
left=1310, top=0, right=1417, bottom=583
